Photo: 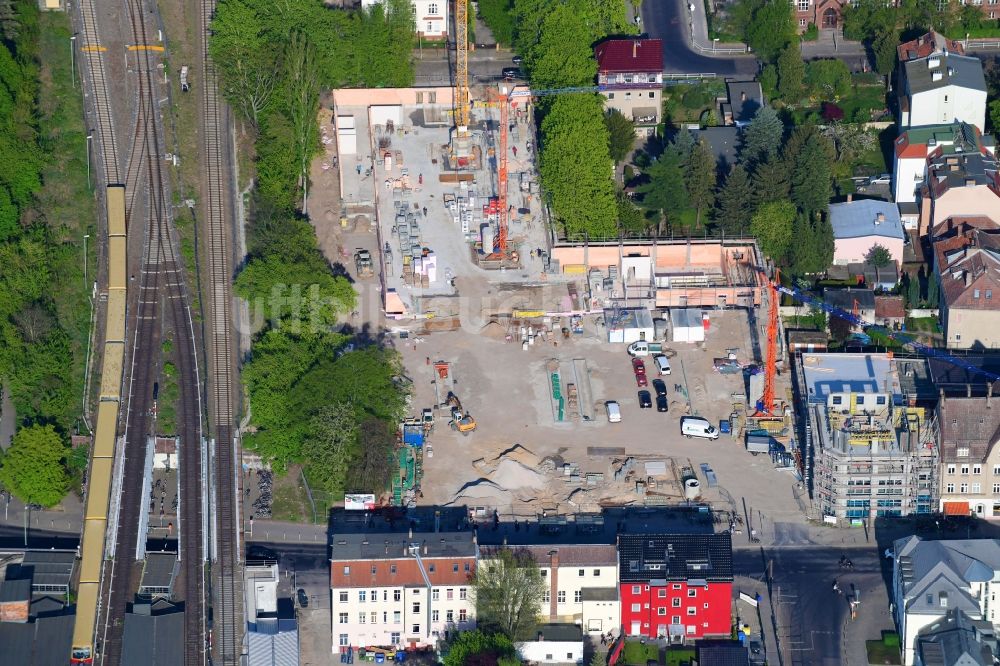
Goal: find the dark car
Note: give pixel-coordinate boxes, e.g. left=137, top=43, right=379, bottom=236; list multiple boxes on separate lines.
left=297, top=589, right=308, bottom=607
left=502, top=67, right=522, bottom=80
left=512, top=55, right=523, bottom=65
left=656, top=394, right=668, bottom=412
left=638, top=390, right=652, bottom=408
left=652, top=378, right=667, bottom=397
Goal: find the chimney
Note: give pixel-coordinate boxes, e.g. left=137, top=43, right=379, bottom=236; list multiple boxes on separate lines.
left=968, top=384, right=973, bottom=398
left=502, top=535, right=508, bottom=546
left=633, top=41, right=637, bottom=59
left=408, top=527, right=413, bottom=539
left=940, top=387, right=946, bottom=408
left=435, top=511, right=441, bottom=533
left=847, top=194, right=853, bottom=203
left=876, top=212, right=884, bottom=225
left=741, top=91, right=747, bottom=102
left=423, top=542, right=428, bottom=555
left=549, top=549, right=559, bottom=619
left=538, top=632, right=545, bottom=641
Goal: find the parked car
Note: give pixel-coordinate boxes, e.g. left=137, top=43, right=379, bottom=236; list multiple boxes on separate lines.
left=652, top=378, right=667, bottom=397
left=681, top=416, right=720, bottom=440
left=512, top=55, right=523, bottom=65
left=867, top=173, right=891, bottom=186
left=502, top=67, right=522, bottom=80
left=632, top=358, right=648, bottom=387
left=297, top=589, right=308, bottom=607
left=605, top=400, right=622, bottom=423
left=638, top=390, right=652, bottom=409
left=656, top=394, right=668, bottom=412
left=654, top=354, right=671, bottom=375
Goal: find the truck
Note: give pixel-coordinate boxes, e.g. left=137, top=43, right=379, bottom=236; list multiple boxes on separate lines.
left=627, top=341, right=664, bottom=357
left=354, top=249, right=374, bottom=278
left=745, top=432, right=774, bottom=456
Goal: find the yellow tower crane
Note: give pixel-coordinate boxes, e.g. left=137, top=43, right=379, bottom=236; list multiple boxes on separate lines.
left=450, top=0, right=472, bottom=166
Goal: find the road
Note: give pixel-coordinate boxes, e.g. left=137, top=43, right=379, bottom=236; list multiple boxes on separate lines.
left=640, top=0, right=757, bottom=77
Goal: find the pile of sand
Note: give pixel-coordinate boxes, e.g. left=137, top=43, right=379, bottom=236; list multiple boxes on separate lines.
left=490, top=458, right=547, bottom=490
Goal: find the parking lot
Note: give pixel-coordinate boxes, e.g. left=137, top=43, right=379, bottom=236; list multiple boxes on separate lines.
left=407, top=307, right=804, bottom=534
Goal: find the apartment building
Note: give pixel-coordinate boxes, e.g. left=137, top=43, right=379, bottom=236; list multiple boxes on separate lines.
left=893, top=536, right=1000, bottom=665
left=360, top=0, right=447, bottom=40
left=892, top=121, right=991, bottom=205
left=932, top=225, right=1000, bottom=349
left=618, top=533, right=733, bottom=642
left=330, top=523, right=477, bottom=654
left=594, top=39, right=663, bottom=136
left=898, top=41, right=987, bottom=133
left=936, top=386, right=1000, bottom=517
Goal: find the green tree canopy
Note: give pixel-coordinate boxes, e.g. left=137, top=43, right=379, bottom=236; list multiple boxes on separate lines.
left=751, top=155, right=790, bottom=207
left=806, top=59, right=852, bottom=99
left=777, top=43, right=805, bottom=101
left=473, top=548, right=545, bottom=641
left=744, top=0, right=794, bottom=61
left=866, top=243, right=893, bottom=267
left=786, top=130, right=835, bottom=218
left=638, top=149, right=688, bottom=229
left=0, top=424, right=69, bottom=507
left=302, top=404, right=358, bottom=496
left=539, top=94, right=617, bottom=239
left=787, top=214, right=834, bottom=274
left=715, top=164, right=753, bottom=235
left=604, top=109, right=635, bottom=164
left=685, top=138, right=717, bottom=225
left=750, top=200, right=796, bottom=261
left=525, top=4, right=596, bottom=89
left=443, top=631, right=519, bottom=666
left=741, top=105, right=784, bottom=165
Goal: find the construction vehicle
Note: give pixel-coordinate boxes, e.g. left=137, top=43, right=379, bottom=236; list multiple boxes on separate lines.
left=355, top=249, right=374, bottom=278
left=446, top=392, right=477, bottom=433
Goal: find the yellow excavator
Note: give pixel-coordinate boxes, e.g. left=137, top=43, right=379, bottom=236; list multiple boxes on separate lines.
left=447, top=392, right=477, bottom=434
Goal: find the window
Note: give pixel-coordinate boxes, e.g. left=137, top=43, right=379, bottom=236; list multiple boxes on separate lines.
left=372, top=589, right=377, bottom=600
left=947, top=483, right=956, bottom=493
left=672, top=598, right=681, bottom=607
left=371, top=612, right=377, bottom=624
left=657, top=607, right=667, bottom=616
left=594, top=569, right=600, bottom=577
left=394, top=611, right=401, bottom=623
left=994, top=465, right=1000, bottom=475
left=383, top=612, right=387, bottom=623
left=989, top=290, right=994, bottom=299
left=557, top=591, right=566, bottom=603
left=543, top=591, right=550, bottom=603
left=962, top=465, right=970, bottom=475
left=687, top=607, right=697, bottom=616
left=797, top=0, right=809, bottom=9
left=446, top=588, right=454, bottom=600
left=958, top=448, right=970, bottom=458
left=975, top=465, right=983, bottom=475
left=672, top=616, right=681, bottom=624
left=649, top=92, right=655, bottom=98
left=974, top=483, right=982, bottom=493
left=608, top=93, right=615, bottom=99
left=631, top=603, right=641, bottom=612
left=961, top=483, right=969, bottom=493
left=575, top=591, right=582, bottom=602
left=390, top=565, right=397, bottom=574
left=625, top=92, right=632, bottom=100
left=452, top=564, right=459, bottom=573
left=633, top=586, right=642, bottom=594
left=459, top=588, right=467, bottom=600
left=672, top=584, right=682, bottom=590
left=459, top=609, right=467, bottom=622
left=687, top=589, right=697, bottom=597
left=339, top=613, right=349, bottom=624
left=393, top=590, right=401, bottom=602
left=540, top=570, right=547, bottom=577
left=994, top=484, right=1000, bottom=493
left=428, top=564, right=435, bottom=573
left=948, top=465, right=956, bottom=475
left=465, top=563, right=470, bottom=572
left=391, top=633, right=400, bottom=645
left=579, top=569, right=585, bottom=577
left=412, top=624, right=420, bottom=634
left=425, top=21, right=433, bottom=32
left=415, top=92, right=423, bottom=104
left=975, top=289, right=981, bottom=298
left=446, top=610, right=454, bottom=622
left=339, top=634, right=349, bottom=647
left=428, top=92, right=436, bottom=104
left=413, top=603, right=421, bottom=614
left=428, top=2, right=438, bottom=13
left=945, top=95, right=950, bottom=103
left=360, top=613, right=366, bottom=624
left=359, top=591, right=367, bottom=602
left=343, top=566, right=351, bottom=575
left=432, top=589, right=439, bottom=601
left=371, top=565, right=377, bottom=574
left=339, top=592, right=348, bottom=603
left=432, top=610, right=439, bottom=622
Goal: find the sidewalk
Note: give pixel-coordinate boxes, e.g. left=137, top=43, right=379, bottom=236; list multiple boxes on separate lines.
left=0, top=493, right=84, bottom=538
left=800, top=29, right=866, bottom=60
left=684, top=0, right=750, bottom=56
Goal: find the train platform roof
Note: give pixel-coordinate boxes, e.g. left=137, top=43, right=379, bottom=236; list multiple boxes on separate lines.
left=139, top=551, right=178, bottom=593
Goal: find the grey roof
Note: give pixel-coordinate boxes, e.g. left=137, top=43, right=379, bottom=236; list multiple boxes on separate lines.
left=247, top=622, right=299, bottom=666
left=619, top=533, right=733, bottom=583
left=0, top=614, right=74, bottom=666
left=696, top=640, right=751, bottom=666
left=828, top=199, right=905, bottom=241
left=905, top=53, right=987, bottom=95
left=20, top=550, right=75, bottom=590
left=534, top=623, right=583, bottom=642
left=122, top=606, right=185, bottom=666
left=691, top=127, right=740, bottom=171
left=800, top=352, right=898, bottom=402
left=331, top=531, right=477, bottom=560
left=140, top=551, right=178, bottom=590
left=580, top=586, right=618, bottom=601
left=0, top=577, right=31, bottom=601
left=917, top=609, right=997, bottom=666
left=928, top=151, right=999, bottom=193
left=29, top=596, right=65, bottom=617
left=823, top=287, right=876, bottom=312
left=329, top=506, right=470, bottom=535
left=895, top=537, right=1000, bottom=619
left=726, top=81, right=764, bottom=124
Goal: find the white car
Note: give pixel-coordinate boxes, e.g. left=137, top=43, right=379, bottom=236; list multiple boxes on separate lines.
left=605, top=400, right=622, bottom=423
left=654, top=354, right=671, bottom=375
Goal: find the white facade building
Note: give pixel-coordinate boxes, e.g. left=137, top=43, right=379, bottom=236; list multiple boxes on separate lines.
left=899, top=53, right=987, bottom=133
left=360, top=0, right=448, bottom=40
left=517, top=624, right=585, bottom=664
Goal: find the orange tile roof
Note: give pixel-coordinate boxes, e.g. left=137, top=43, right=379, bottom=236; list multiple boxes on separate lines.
left=331, top=557, right=475, bottom=588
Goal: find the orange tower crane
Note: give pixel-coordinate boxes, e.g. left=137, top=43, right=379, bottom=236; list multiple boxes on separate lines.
left=757, top=268, right=779, bottom=416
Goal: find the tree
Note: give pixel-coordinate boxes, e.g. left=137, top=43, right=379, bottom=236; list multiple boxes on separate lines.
left=0, top=425, right=69, bottom=508
left=672, top=126, right=695, bottom=160
left=478, top=0, right=515, bottom=45
left=284, top=31, right=321, bottom=207
left=872, top=27, right=899, bottom=77
left=866, top=243, right=893, bottom=267
left=905, top=271, right=921, bottom=307
left=806, top=59, right=851, bottom=99
left=830, top=313, right=852, bottom=342
left=524, top=4, right=596, bottom=89
left=751, top=155, right=790, bottom=207
left=759, top=64, right=778, bottom=99
left=638, top=149, right=689, bottom=232
left=741, top=105, right=784, bottom=165
left=616, top=192, right=649, bottom=236
left=716, top=164, right=754, bottom=235
left=604, top=109, right=635, bottom=164
left=539, top=94, right=617, bottom=239
left=353, top=418, right=396, bottom=494
left=927, top=270, right=940, bottom=307
left=787, top=215, right=834, bottom=274
left=777, top=43, right=805, bottom=101
left=685, top=139, right=717, bottom=226
left=301, top=404, right=358, bottom=495
left=443, top=631, right=519, bottom=666
left=473, top=548, right=545, bottom=641
left=990, top=99, right=1000, bottom=135
left=750, top=201, right=796, bottom=261
left=210, top=0, right=278, bottom=128
left=745, top=0, right=794, bottom=62
left=788, top=133, right=834, bottom=218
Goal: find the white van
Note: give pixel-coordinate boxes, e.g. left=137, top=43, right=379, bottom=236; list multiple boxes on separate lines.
left=654, top=354, right=671, bottom=375
left=681, top=416, right=719, bottom=440
left=605, top=400, right=622, bottom=423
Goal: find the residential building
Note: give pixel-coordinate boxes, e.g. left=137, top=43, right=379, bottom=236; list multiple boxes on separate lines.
left=792, top=0, right=845, bottom=32
left=893, top=536, right=1000, bottom=665
left=875, top=295, right=906, bottom=329
left=595, top=39, right=664, bottom=136
left=897, top=31, right=966, bottom=64
left=691, top=127, right=741, bottom=174
left=935, top=387, right=1000, bottom=518
left=932, top=227, right=1000, bottom=349
left=898, top=47, right=987, bottom=132
left=360, top=0, right=447, bottom=40
left=721, top=81, right=764, bottom=127
left=245, top=561, right=299, bottom=666
left=892, top=122, right=992, bottom=204
left=618, top=533, right=733, bottom=642
left=483, top=544, right=619, bottom=635
left=330, top=516, right=477, bottom=653
left=920, top=151, right=1000, bottom=237
left=828, top=199, right=905, bottom=266
left=827, top=261, right=900, bottom=291
left=696, top=639, right=751, bottom=666
left=915, top=608, right=998, bottom=666
left=800, top=353, right=939, bottom=520
left=786, top=329, right=828, bottom=354
left=823, top=287, right=876, bottom=324
left=121, top=599, right=185, bottom=666
left=516, top=623, right=584, bottom=664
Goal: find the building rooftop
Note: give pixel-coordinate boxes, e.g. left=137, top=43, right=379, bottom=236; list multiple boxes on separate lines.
left=928, top=355, right=1000, bottom=391
left=247, top=623, right=299, bottom=666
left=895, top=537, right=1000, bottom=619
left=894, top=121, right=983, bottom=159
left=931, top=215, right=1000, bottom=240
left=875, top=295, right=906, bottom=320
left=691, top=127, right=740, bottom=172
left=937, top=393, right=1000, bottom=463
left=483, top=544, right=618, bottom=567
left=0, top=577, right=31, bottom=602
left=0, top=613, right=73, bottom=666
left=580, top=587, right=618, bottom=602
left=139, top=552, right=177, bottom=594
left=594, top=39, right=663, bottom=73
left=532, top=623, right=582, bottom=642
left=618, top=533, right=733, bottom=583
left=121, top=602, right=185, bottom=666
left=823, top=287, right=876, bottom=313
left=330, top=531, right=477, bottom=561
left=916, top=608, right=997, bottom=666
left=933, top=229, right=1000, bottom=311
left=897, top=31, right=965, bottom=61
left=828, top=199, right=904, bottom=241
left=725, top=81, right=763, bottom=125
left=926, top=151, right=999, bottom=199
left=696, top=640, right=751, bottom=666
left=18, top=550, right=75, bottom=592
left=800, top=352, right=898, bottom=403
left=904, top=52, right=986, bottom=95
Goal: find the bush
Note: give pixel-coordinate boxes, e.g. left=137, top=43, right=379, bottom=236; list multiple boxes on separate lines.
left=682, top=86, right=713, bottom=109
left=821, top=102, right=844, bottom=122
left=477, top=0, right=514, bottom=45
left=802, top=22, right=819, bottom=41
left=883, top=632, right=900, bottom=648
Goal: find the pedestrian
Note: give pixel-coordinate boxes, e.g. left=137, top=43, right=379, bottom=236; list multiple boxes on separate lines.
left=423, top=206, right=428, bottom=217
left=356, top=163, right=362, bottom=176
left=832, top=580, right=840, bottom=593
left=512, top=146, right=517, bottom=157
left=425, top=356, right=430, bottom=365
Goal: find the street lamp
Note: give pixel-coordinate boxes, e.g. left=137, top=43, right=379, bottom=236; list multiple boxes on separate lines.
left=713, top=38, right=719, bottom=54
left=83, top=234, right=90, bottom=294
left=86, top=132, right=93, bottom=189
left=70, top=34, right=77, bottom=88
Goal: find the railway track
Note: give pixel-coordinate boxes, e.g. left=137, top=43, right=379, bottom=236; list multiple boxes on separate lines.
left=77, top=0, right=119, bottom=184
left=199, top=0, right=243, bottom=660
left=90, top=0, right=206, bottom=664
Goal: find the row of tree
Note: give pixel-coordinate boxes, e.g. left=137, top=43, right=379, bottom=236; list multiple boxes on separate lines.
left=212, top=0, right=414, bottom=499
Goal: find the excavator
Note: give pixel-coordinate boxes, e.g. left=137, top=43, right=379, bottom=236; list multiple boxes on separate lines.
left=446, top=391, right=477, bottom=434
left=354, top=248, right=374, bottom=278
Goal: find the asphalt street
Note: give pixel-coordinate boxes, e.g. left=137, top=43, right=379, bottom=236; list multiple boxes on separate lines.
left=640, top=0, right=758, bottom=77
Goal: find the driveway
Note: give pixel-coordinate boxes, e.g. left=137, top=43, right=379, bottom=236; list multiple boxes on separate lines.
left=640, top=0, right=758, bottom=77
